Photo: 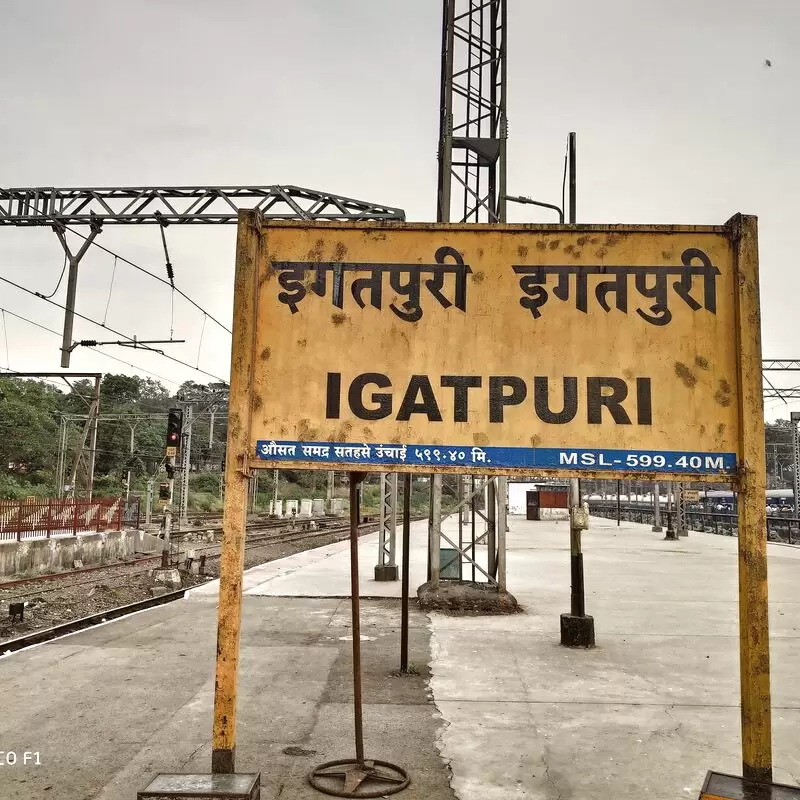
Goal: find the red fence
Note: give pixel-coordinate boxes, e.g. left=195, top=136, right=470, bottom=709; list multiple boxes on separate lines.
left=0, top=498, right=128, bottom=543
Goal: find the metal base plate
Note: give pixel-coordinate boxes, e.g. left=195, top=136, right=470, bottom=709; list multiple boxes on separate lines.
left=137, top=772, right=260, bottom=800
left=700, top=770, right=800, bottom=799
left=308, top=759, right=409, bottom=798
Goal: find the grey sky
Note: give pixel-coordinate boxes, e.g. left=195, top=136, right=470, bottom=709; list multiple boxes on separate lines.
left=1, top=0, right=798, bottom=418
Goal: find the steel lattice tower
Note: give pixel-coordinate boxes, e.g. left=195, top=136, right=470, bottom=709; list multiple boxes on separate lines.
left=437, top=0, right=507, bottom=224
left=427, top=0, right=509, bottom=589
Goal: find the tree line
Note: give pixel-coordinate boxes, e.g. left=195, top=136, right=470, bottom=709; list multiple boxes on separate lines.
left=1, top=373, right=796, bottom=503
left=0, top=374, right=227, bottom=500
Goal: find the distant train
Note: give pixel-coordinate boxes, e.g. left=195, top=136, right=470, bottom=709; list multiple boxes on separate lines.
left=701, top=489, right=794, bottom=513
left=587, top=489, right=795, bottom=514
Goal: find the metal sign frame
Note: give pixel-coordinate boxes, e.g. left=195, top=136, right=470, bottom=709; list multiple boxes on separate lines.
left=210, top=212, right=772, bottom=786
left=230, top=214, right=751, bottom=483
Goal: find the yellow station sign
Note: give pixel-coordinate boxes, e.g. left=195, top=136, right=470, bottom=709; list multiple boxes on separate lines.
left=230, top=215, right=758, bottom=480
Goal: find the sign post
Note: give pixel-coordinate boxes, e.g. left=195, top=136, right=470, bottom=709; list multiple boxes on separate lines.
left=731, top=215, right=771, bottom=785
left=212, top=211, right=772, bottom=791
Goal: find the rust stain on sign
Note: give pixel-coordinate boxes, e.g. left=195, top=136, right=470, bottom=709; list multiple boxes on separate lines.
left=674, top=362, right=697, bottom=388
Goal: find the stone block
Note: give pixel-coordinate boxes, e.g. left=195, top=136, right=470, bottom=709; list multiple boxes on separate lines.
left=560, top=613, right=595, bottom=648
left=153, top=568, right=182, bottom=591
left=137, top=772, right=260, bottom=800
left=374, top=564, right=399, bottom=581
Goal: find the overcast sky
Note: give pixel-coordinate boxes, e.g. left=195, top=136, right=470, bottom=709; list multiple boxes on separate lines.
left=1, top=0, right=798, bottom=419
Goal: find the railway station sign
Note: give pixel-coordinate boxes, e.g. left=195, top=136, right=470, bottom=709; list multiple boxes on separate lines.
left=230, top=214, right=758, bottom=480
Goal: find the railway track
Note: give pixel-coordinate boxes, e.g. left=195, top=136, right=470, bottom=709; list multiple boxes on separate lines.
left=1, top=588, right=189, bottom=654
left=0, top=517, right=338, bottom=594
left=0, top=518, right=392, bottom=654
left=1, top=520, right=369, bottom=602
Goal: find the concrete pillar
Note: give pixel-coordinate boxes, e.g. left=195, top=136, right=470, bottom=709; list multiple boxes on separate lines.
left=652, top=480, right=662, bottom=532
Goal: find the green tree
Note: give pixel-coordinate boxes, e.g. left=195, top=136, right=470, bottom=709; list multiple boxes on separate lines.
left=0, top=378, right=64, bottom=493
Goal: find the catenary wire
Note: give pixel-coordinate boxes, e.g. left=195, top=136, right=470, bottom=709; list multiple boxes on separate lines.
left=102, top=256, right=118, bottom=326
left=0, top=274, right=228, bottom=383
left=18, top=197, right=233, bottom=335
left=1, top=310, right=9, bottom=369
left=36, top=251, right=69, bottom=300
left=0, top=306, right=181, bottom=387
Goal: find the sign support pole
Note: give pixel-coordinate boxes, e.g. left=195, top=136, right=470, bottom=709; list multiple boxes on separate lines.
left=309, top=472, right=410, bottom=796
left=561, top=477, right=594, bottom=647
left=211, top=211, right=260, bottom=774
left=400, top=473, right=411, bottom=673
left=732, top=214, right=772, bottom=785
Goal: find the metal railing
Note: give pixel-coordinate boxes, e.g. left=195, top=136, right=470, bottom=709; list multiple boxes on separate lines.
left=0, top=498, right=128, bottom=543
left=589, top=502, right=800, bottom=545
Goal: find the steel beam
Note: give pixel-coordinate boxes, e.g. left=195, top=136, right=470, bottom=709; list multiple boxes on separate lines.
left=0, top=185, right=405, bottom=225
left=762, top=360, right=800, bottom=371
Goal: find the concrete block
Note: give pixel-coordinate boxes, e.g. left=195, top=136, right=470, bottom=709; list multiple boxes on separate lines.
left=299, top=499, right=313, bottom=517
left=150, top=586, right=168, bottom=597
left=284, top=500, right=298, bottom=516
left=374, top=564, right=399, bottom=581
left=311, top=498, right=325, bottom=515
left=560, top=613, right=595, bottom=648
left=328, top=498, right=344, bottom=515
left=418, top=580, right=519, bottom=614
left=153, top=568, right=182, bottom=591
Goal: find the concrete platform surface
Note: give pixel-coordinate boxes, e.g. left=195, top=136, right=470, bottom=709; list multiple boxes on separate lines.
left=186, top=518, right=480, bottom=599
left=0, top=513, right=798, bottom=800
left=0, top=593, right=450, bottom=800
left=430, top=514, right=800, bottom=799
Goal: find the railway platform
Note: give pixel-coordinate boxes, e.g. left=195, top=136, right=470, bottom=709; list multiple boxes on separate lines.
left=0, top=515, right=799, bottom=799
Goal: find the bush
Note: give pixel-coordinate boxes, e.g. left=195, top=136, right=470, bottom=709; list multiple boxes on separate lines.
left=190, top=491, right=223, bottom=512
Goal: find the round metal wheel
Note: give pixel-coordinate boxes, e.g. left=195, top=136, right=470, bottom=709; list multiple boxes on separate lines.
left=308, top=758, right=410, bottom=798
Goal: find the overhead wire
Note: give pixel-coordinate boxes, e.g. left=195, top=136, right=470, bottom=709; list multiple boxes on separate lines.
left=2, top=195, right=233, bottom=386
left=102, top=256, right=118, bottom=326
left=0, top=277, right=227, bottom=383
left=41, top=214, right=231, bottom=335
left=196, top=313, right=206, bottom=368
left=1, top=309, right=9, bottom=369
left=37, top=251, right=69, bottom=300
left=762, top=371, right=787, bottom=405
left=0, top=366, right=95, bottom=399
left=0, top=306, right=180, bottom=388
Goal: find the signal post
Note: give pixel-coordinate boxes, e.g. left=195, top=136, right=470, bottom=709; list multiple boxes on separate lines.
left=159, top=408, right=183, bottom=570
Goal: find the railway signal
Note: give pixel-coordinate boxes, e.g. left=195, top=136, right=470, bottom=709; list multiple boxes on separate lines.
left=166, top=408, right=183, bottom=454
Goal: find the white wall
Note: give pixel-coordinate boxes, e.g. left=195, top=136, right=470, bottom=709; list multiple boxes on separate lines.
left=508, top=483, right=540, bottom=515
